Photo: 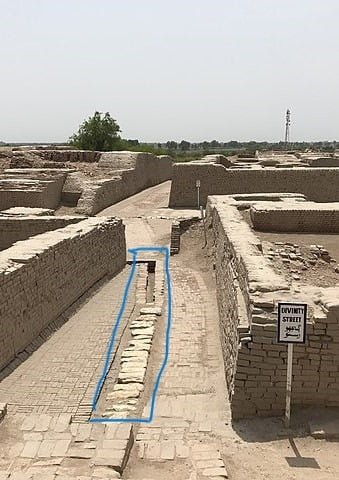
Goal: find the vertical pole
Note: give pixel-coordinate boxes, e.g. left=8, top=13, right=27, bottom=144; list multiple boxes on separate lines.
left=285, top=343, right=293, bottom=428
left=196, top=179, right=201, bottom=210
left=200, top=206, right=207, bottom=248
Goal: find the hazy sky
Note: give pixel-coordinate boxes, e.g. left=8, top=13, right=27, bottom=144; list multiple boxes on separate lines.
left=1, top=0, right=339, bottom=143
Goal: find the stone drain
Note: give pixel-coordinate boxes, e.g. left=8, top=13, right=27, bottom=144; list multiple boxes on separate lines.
left=81, top=256, right=166, bottom=475
left=100, top=258, right=164, bottom=420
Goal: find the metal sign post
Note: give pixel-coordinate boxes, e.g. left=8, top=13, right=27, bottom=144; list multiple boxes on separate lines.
left=285, top=343, right=293, bottom=428
left=277, top=302, right=307, bottom=429
left=195, top=179, right=201, bottom=209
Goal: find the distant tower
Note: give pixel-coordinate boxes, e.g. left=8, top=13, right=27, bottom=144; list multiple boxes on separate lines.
left=284, top=109, right=291, bottom=144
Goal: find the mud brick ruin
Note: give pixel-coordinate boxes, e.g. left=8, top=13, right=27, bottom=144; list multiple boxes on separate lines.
left=0, top=150, right=171, bottom=366
left=1, top=147, right=339, bottom=478
left=169, top=152, right=339, bottom=418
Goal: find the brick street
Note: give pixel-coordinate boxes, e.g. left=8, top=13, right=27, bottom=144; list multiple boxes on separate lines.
left=1, top=182, right=339, bottom=480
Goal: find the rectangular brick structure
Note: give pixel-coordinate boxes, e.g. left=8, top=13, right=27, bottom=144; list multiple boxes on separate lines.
left=0, top=215, right=85, bottom=251
left=250, top=202, right=339, bottom=232
left=0, top=217, right=126, bottom=371
left=206, top=196, right=339, bottom=419
left=169, top=163, right=339, bottom=207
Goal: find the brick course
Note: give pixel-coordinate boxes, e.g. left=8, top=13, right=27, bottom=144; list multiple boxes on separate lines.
left=0, top=217, right=126, bottom=371
left=0, top=173, right=66, bottom=210
left=250, top=202, right=339, bottom=232
left=170, top=216, right=200, bottom=255
left=169, top=163, right=339, bottom=207
left=10, top=149, right=101, bottom=164
left=207, top=196, right=339, bottom=419
left=77, top=153, right=172, bottom=215
left=0, top=215, right=84, bottom=250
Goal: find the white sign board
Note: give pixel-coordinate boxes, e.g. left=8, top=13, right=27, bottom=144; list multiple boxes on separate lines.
left=277, top=302, right=307, bottom=344
left=195, top=179, right=201, bottom=188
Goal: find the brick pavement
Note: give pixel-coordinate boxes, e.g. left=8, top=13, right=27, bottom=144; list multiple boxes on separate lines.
left=0, top=235, right=231, bottom=480
left=0, top=414, right=133, bottom=479
left=0, top=266, right=139, bottom=479
left=0, top=268, right=135, bottom=416
left=126, top=260, right=230, bottom=479
left=0, top=180, right=232, bottom=479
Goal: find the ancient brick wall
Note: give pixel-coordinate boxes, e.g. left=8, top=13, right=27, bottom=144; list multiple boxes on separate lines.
left=207, top=196, right=339, bottom=419
left=232, top=303, right=339, bottom=419
left=206, top=196, right=287, bottom=400
left=77, top=155, right=172, bottom=215
left=41, top=176, right=66, bottom=208
left=11, top=150, right=101, bottom=164
left=0, top=218, right=126, bottom=371
left=207, top=208, right=241, bottom=392
left=0, top=188, right=45, bottom=211
left=61, top=172, right=86, bottom=205
left=76, top=175, right=130, bottom=215
left=169, top=163, right=339, bottom=207
left=170, top=216, right=200, bottom=255
left=0, top=216, right=84, bottom=250
left=251, top=203, right=339, bottom=232
left=0, top=175, right=66, bottom=210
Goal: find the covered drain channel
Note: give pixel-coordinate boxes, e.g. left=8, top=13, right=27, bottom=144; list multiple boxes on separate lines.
left=91, top=258, right=158, bottom=420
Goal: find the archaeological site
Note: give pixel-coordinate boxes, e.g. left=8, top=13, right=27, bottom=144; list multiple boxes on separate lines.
left=1, top=147, right=339, bottom=480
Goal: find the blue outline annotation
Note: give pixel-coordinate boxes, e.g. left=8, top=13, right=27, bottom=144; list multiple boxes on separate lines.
left=90, top=246, right=172, bottom=424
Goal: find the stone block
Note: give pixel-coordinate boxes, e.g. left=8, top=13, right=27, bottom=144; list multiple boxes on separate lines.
left=21, top=440, right=41, bottom=458
left=202, top=466, right=228, bottom=477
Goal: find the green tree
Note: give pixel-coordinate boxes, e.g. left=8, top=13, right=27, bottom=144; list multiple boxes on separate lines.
left=179, top=140, right=191, bottom=151
left=69, top=111, right=121, bottom=151
left=125, top=139, right=139, bottom=147
left=210, top=140, right=220, bottom=149
left=166, top=141, right=178, bottom=150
